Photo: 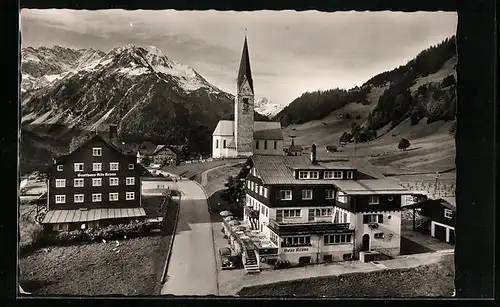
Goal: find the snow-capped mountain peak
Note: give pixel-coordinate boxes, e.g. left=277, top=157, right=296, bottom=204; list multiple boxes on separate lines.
left=254, top=96, right=286, bottom=118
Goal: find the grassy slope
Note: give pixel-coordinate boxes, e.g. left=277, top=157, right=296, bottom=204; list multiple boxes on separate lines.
left=237, top=254, right=454, bottom=297
left=282, top=57, right=456, bottom=174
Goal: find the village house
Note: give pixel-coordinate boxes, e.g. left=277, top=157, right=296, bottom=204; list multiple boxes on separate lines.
left=40, top=128, right=151, bottom=232
left=150, top=145, right=178, bottom=166
left=212, top=35, right=284, bottom=159
left=405, top=197, right=456, bottom=245
left=236, top=144, right=411, bottom=269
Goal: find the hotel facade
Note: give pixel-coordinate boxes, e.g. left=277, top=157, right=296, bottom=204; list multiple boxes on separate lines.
left=241, top=145, right=410, bottom=267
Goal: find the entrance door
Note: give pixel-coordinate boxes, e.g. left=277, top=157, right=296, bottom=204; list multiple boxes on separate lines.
left=361, top=234, right=370, bottom=251
left=434, top=224, right=447, bottom=242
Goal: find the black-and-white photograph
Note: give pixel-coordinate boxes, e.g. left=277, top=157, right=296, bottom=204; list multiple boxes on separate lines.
left=18, top=9, right=461, bottom=297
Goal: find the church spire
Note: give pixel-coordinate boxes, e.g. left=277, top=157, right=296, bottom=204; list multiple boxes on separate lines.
left=237, top=33, right=254, bottom=93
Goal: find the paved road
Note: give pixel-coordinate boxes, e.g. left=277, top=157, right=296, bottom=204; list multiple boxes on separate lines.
left=160, top=180, right=218, bottom=296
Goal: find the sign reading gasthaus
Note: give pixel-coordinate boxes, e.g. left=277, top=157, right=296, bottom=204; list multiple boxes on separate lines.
left=76, top=173, right=117, bottom=177
left=282, top=247, right=310, bottom=253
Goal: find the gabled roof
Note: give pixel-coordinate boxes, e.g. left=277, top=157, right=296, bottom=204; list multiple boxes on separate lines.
left=152, top=145, right=177, bottom=156
left=250, top=154, right=390, bottom=186
left=50, top=134, right=150, bottom=176
left=212, top=120, right=282, bottom=136
left=237, top=36, right=253, bottom=93
left=253, top=128, right=283, bottom=140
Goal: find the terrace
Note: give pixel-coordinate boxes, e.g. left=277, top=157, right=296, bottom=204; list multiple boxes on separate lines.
left=268, top=219, right=354, bottom=236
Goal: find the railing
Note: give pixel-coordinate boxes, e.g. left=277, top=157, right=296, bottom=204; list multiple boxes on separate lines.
left=269, top=219, right=352, bottom=235
left=314, top=216, right=333, bottom=223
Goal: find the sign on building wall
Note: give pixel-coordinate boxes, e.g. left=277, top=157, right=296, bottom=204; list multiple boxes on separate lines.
left=282, top=247, right=309, bottom=253
left=76, top=173, right=117, bottom=178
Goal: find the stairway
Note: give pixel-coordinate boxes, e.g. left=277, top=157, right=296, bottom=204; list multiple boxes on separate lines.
left=415, top=216, right=431, bottom=230
left=244, top=249, right=260, bottom=274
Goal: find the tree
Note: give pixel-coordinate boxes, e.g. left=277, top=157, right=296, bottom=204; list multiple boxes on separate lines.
left=398, top=138, right=411, bottom=151
left=339, top=132, right=353, bottom=143
left=449, top=120, right=457, bottom=138
left=224, top=176, right=245, bottom=217
left=69, top=134, right=92, bottom=152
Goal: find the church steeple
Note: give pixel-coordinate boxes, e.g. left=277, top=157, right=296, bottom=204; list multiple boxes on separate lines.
left=237, top=34, right=254, bottom=93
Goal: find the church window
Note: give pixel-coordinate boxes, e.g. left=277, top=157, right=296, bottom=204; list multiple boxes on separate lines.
left=255, top=140, right=259, bottom=149
left=216, top=139, right=219, bottom=149
left=274, top=141, right=277, bottom=149
left=223, top=140, right=227, bottom=148
left=264, top=140, right=268, bottom=149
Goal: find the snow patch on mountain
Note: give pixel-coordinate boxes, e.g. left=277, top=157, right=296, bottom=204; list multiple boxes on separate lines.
left=254, top=97, right=286, bottom=118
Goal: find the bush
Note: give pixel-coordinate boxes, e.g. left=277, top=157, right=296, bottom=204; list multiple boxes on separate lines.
left=326, top=145, right=338, bottom=153
left=398, top=138, right=411, bottom=151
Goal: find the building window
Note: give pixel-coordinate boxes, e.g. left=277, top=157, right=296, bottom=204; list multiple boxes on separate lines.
left=74, top=163, right=84, bottom=172
left=299, top=171, right=319, bottom=179
left=374, top=233, right=385, bottom=239
left=57, top=165, right=63, bottom=171
left=109, top=178, right=119, bottom=186
left=346, top=171, right=354, bottom=179
left=110, top=162, right=119, bottom=171
left=109, top=193, right=119, bottom=201
left=368, top=195, right=380, bottom=205
left=324, top=171, right=333, bottom=179
left=74, top=194, right=84, bottom=203
left=325, top=189, right=335, bottom=199
left=302, top=190, right=313, bottom=200
left=255, top=140, right=259, bottom=149
left=254, top=184, right=259, bottom=193
left=128, top=164, right=135, bottom=170
left=344, top=212, right=348, bottom=223
left=55, top=179, right=66, bottom=188
left=259, top=186, right=263, bottom=195
left=337, top=192, right=347, bottom=203
left=74, top=178, right=84, bottom=188
left=92, top=147, right=102, bottom=156
left=264, top=140, right=268, bottom=149
left=333, top=171, right=343, bottom=179
left=444, top=209, right=453, bottom=219
left=314, top=208, right=333, bottom=216
left=274, top=141, right=277, bottom=149
left=280, top=190, right=292, bottom=200
left=264, top=187, right=268, bottom=198
left=310, top=171, right=319, bottom=179
left=92, top=193, right=102, bottom=202
left=93, top=163, right=102, bottom=171
left=281, top=209, right=301, bottom=218
left=324, top=234, right=352, bottom=245
left=281, top=235, right=311, bottom=247
left=126, top=177, right=135, bottom=185
left=250, top=181, right=254, bottom=190
left=363, top=214, right=383, bottom=224
left=126, top=192, right=135, bottom=200
left=247, top=180, right=251, bottom=189
left=223, top=140, right=227, bottom=148
left=298, top=171, right=308, bottom=179
left=92, top=178, right=102, bottom=187
left=270, top=232, right=279, bottom=246
left=55, top=195, right=66, bottom=204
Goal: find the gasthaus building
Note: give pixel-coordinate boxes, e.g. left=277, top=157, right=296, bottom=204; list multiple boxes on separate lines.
left=41, top=132, right=150, bottom=231
left=240, top=144, right=411, bottom=266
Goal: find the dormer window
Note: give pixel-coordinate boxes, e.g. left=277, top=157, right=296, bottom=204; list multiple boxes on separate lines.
left=346, top=171, right=354, bottom=179
left=298, top=171, right=319, bottom=179
left=299, top=171, right=308, bottom=179
left=368, top=195, right=380, bottom=205
left=333, top=171, right=343, bottom=179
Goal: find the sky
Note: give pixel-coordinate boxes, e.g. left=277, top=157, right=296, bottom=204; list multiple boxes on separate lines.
left=20, top=9, right=457, bottom=106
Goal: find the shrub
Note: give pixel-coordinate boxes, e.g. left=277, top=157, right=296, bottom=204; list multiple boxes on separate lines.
left=398, top=138, right=411, bottom=151
left=326, top=145, right=338, bottom=153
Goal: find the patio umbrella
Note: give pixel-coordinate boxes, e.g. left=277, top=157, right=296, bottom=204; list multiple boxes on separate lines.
left=219, top=210, right=233, bottom=217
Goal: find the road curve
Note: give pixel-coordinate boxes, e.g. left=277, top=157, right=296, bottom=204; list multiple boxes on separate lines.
left=160, top=180, right=218, bottom=296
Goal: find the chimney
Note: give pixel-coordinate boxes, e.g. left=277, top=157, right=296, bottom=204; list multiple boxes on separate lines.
left=109, top=124, right=119, bottom=147
left=310, top=144, right=317, bottom=164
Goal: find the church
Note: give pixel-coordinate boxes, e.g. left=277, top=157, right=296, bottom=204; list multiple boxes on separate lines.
left=212, top=36, right=284, bottom=159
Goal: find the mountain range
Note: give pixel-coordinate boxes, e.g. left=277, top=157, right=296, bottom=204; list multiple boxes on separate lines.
left=21, top=44, right=270, bottom=157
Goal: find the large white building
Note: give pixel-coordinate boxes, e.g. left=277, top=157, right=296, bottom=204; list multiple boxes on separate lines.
left=212, top=36, right=284, bottom=159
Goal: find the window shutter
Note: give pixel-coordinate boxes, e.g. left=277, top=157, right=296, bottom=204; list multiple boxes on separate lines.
left=378, top=214, right=384, bottom=223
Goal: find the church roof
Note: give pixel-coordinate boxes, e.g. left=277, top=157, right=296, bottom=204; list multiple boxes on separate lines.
left=237, top=36, right=253, bottom=93
left=212, top=120, right=282, bottom=136
left=253, top=128, right=284, bottom=140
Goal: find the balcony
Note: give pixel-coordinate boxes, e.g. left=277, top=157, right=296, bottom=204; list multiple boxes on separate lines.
left=268, top=219, right=353, bottom=235
left=314, top=216, right=333, bottom=223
